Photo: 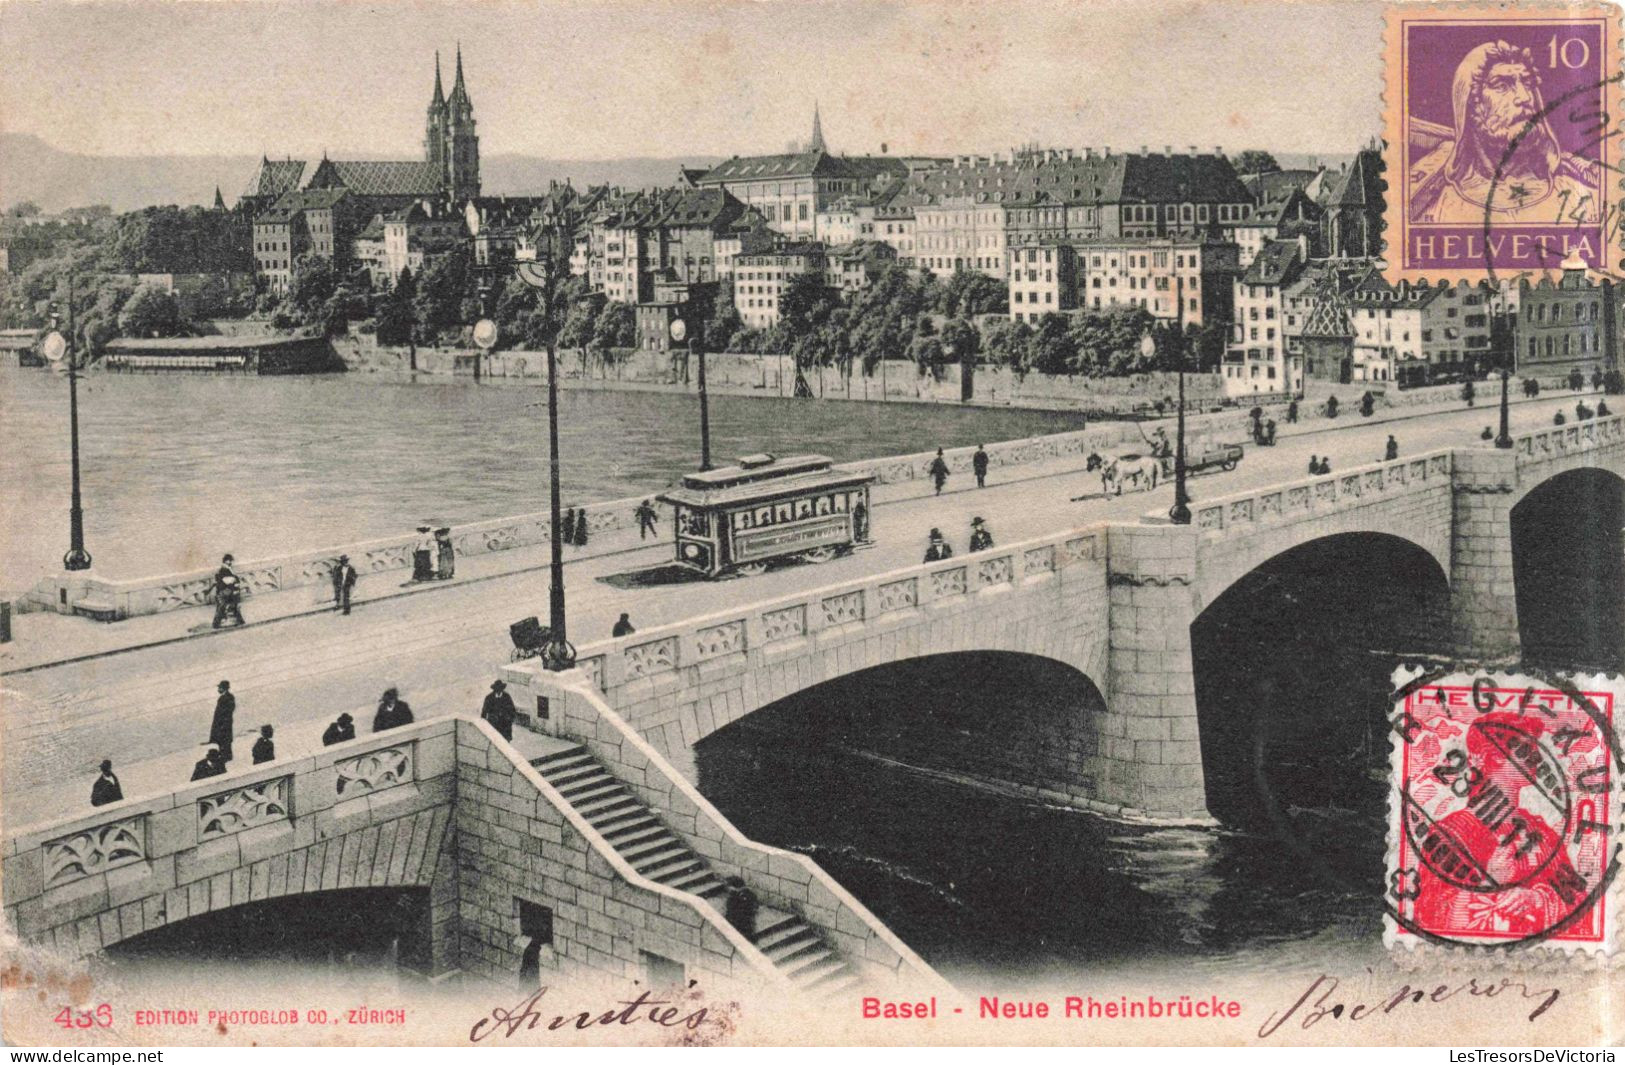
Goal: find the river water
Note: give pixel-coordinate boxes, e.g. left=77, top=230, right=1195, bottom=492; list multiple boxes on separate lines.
left=0, top=365, right=1083, bottom=588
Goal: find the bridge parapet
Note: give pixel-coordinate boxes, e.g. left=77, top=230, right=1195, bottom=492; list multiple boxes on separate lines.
left=3, top=723, right=454, bottom=960
left=567, top=525, right=1109, bottom=698
left=1178, top=450, right=1455, bottom=540
left=1513, top=413, right=1624, bottom=466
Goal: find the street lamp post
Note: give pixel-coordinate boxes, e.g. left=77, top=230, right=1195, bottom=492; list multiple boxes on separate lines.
left=1169, top=276, right=1192, bottom=525
left=47, top=273, right=92, bottom=571
left=670, top=313, right=712, bottom=471
left=1494, top=321, right=1514, bottom=448
left=516, top=233, right=575, bottom=672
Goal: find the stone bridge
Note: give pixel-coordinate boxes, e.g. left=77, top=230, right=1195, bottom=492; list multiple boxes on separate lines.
left=2, top=716, right=942, bottom=996
left=506, top=416, right=1625, bottom=821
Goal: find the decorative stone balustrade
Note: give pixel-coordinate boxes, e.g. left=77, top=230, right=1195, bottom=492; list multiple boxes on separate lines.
left=197, top=777, right=292, bottom=841
left=42, top=817, right=146, bottom=890
left=334, top=743, right=415, bottom=797
left=561, top=526, right=1106, bottom=695
left=1515, top=413, right=1624, bottom=463
left=1185, top=451, right=1454, bottom=536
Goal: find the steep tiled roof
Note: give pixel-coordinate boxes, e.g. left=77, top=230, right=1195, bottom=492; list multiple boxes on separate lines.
left=309, top=159, right=443, bottom=198
left=899, top=150, right=1251, bottom=209
left=697, top=150, right=852, bottom=183
left=1241, top=239, right=1305, bottom=286
left=1241, top=169, right=1319, bottom=203
left=254, top=187, right=349, bottom=226
left=242, top=158, right=307, bottom=201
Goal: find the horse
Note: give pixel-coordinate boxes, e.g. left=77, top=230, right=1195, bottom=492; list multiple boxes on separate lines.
left=1102, top=454, right=1160, bottom=495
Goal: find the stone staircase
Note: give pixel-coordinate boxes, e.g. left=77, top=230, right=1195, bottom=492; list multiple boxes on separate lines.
left=530, top=744, right=862, bottom=996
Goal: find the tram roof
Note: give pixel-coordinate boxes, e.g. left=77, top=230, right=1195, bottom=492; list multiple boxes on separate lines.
left=659, top=454, right=873, bottom=507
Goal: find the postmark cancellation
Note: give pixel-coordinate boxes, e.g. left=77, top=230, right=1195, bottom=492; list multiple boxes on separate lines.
left=1385, top=667, right=1623, bottom=959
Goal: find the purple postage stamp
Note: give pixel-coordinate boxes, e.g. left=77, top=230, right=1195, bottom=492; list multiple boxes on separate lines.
left=1383, top=3, right=1624, bottom=280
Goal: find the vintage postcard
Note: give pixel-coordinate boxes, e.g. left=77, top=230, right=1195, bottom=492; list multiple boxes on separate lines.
left=2, top=0, right=1623, bottom=1052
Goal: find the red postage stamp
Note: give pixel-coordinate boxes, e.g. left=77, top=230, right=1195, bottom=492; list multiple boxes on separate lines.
left=1386, top=670, right=1622, bottom=954
left=1382, top=3, right=1625, bottom=281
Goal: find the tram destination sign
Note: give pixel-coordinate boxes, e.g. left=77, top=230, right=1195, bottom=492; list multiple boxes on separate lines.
left=732, top=515, right=850, bottom=562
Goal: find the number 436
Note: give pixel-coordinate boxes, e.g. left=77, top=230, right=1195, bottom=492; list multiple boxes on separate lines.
left=54, top=1004, right=113, bottom=1029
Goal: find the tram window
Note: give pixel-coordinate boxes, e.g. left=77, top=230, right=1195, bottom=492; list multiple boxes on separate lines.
left=794, top=498, right=813, bottom=520
left=677, top=508, right=710, bottom=536
left=816, top=495, right=833, bottom=516
left=775, top=503, right=793, bottom=524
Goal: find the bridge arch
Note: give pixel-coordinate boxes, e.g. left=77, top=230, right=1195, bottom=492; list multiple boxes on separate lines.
left=1191, top=511, right=1451, bottom=617
left=104, top=885, right=433, bottom=971
left=693, top=651, right=1111, bottom=806
left=1190, top=532, right=1450, bottom=831
left=1510, top=466, right=1625, bottom=671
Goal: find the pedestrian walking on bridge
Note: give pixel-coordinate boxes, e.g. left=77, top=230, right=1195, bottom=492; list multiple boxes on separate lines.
left=435, top=528, right=456, bottom=580
left=612, top=613, right=636, bottom=638
left=634, top=499, right=659, bottom=540
left=373, top=688, right=413, bottom=733
left=972, top=445, right=989, bottom=488
left=212, top=554, right=244, bottom=629
left=929, top=448, right=950, bottom=496
left=90, top=760, right=122, bottom=807
left=969, top=517, right=994, bottom=552
left=322, top=712, right=356, bottom=747
left=252, top=725, right=275, bottom=765
left=482, top=680, right=517, bottom=742
left=412, top=526, right=435, bottom=582
left=209, top=680, right=236, bottom=763
left=1385, top=435, right=1399, bottom=461
left=923, top=528, right=953, bottom=562
left=190, top=744, right=226, bottom=782
left=332, top=554, right=357, bottom=615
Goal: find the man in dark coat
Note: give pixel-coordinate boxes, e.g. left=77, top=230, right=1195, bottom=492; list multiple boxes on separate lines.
left=723, top=876, right=759, bottom=938
left=928, top=448, right=949, bottom=496
left=322, top=712, right=356, bottom=747
left=251, top=725, right=275, bottom=765
left=212, top=554, right=244, bottom=628
left=1385, top=435, right=1399, bottom=461
left=332, top=554, right=357, bottom=615
left=634, top=499, right=659, bottom=540
left=969, top=517, right=994, bottom=552
left=90, top=760, right=122, bottom=807
left=923, top=528, right=953, bottom=562
left=191, top=745, right=225, bottom=782
left=481, top=680, right=517, bottom=741
left=412, top=527, right=435, bottom=581
left=373, top=688, right=413, bottom=733
left=209, top=680, right=236, bottom=763
left=612, top=613, right=635, bottom=638
left=972, top=445, right=989, bottom=488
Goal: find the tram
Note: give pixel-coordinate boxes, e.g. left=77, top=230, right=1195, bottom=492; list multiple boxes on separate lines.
left=657, top=454, right=875, bottom=578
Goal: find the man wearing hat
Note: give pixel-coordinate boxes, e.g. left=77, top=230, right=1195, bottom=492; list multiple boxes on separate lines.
left=90, top=759, right=122, bottom=807
left=923, top=528, right=953, bottom=563
left=481, top=679, right=517, bottom=741
left=209, top=680, right=236, bottom=763
left=212, top=553, right=244, bottom=628
left=412, top=526, right=435, bottom=582
left=322, top=712, right=356, bottom=747
left=190, top=744, right=226, bottom=782
left=969, top=517, right=994, bottom=553
left=331, top=554, right=358, bottom=615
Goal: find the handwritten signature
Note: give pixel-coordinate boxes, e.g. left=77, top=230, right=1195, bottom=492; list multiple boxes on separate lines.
left=1258, top=972, right=1562, bottom=1039
left=470, top=986, right=714, bottom=1042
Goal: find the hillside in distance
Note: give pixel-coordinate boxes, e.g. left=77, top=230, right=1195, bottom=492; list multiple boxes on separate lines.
left=0, top=133, right=722, bottom=212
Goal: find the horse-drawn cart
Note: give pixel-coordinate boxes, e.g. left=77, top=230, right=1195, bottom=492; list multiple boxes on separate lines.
left=1177, top=441, right=1245, bottom=475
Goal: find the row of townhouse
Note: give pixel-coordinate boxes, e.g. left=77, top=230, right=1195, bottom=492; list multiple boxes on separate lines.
left=1225, top=236, right=1504, bottom=397
left=1005, top=237, right=1240, bottom=330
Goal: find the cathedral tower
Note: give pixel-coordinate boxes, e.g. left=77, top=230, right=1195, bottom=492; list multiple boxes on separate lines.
left=444, top=44, right=480, bottom=202
left=425, top=51, right=448, bottom=179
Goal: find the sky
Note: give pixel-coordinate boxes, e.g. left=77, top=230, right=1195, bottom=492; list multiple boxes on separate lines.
left=0, top=0, right=1383, bottom=161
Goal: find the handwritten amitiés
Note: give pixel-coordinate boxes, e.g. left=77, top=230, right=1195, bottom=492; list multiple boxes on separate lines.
left=470, top=986, right=713, bottom=1042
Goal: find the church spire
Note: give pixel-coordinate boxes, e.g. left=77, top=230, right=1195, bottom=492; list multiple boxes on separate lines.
left=432, top=50, right=445, bottom=107
left=810, top=102, right=827, bottom=153
left=453, top=42, right=467, bottom=97
left=213, top=185, right=225, bottom=210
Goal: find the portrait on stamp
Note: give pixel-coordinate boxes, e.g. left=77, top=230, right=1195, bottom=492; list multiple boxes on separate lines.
left=1408, top=39, right=1602, bottom=226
